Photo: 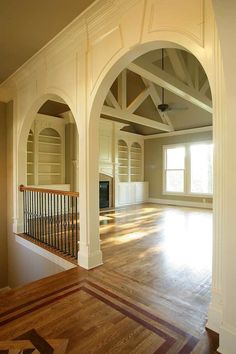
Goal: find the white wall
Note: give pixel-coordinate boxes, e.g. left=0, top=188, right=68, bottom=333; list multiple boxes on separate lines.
left=0, top=102, right=8, bottom=288
left=212, top=2, right=236, bottom=353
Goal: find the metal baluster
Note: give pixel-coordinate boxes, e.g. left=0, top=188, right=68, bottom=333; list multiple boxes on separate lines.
left=64, top=195, right=66, bottom=253
left=40, top=192, right=42, bottom=242
left=27, top=191, right=29, bottom=235
left=67, top=195, right=70, bottom=256
left=75, top=196, right=78, bottom=259
left=50, top=193, right=53, bottom=247
left=47, top=193, right=50, bottom=245
left=29, top=191, right=32, bottom=236
left=60, top=195, right=63, bottom=251
left=44, top=192, right=47, bottom=243
left=33, top=191, right=36, bottom=239
left=51, top=194, right=55, bottom=247
left=25, top=191, right=27, bottom=234
left=71, top=196, right=74, bottom=257
left=36, top=191, right=39, bottom=241
left=23, top=191, right=26, bottom=234
left=56, top=194, right=59, bottom=250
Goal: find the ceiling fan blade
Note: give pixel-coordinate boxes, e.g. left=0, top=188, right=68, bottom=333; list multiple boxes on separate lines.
left=167, top=104, right=188, bottom=111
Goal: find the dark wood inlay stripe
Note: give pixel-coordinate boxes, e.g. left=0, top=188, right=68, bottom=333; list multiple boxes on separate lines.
left=0, top=285, right=84, bottom=327
left=0, top=280, right=85, bottom=319
left=87, top=281, right=199, bottom=353
left=0, top=279, right=199, bottom=353
left=83, top=287, right=175, bottom=344
left=86, top=280, right=194, bottom=338
left=177, top=336, right=199, bottom=354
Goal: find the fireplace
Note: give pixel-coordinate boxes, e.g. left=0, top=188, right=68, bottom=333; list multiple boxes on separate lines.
left=99, top=181, right=109, bottom=209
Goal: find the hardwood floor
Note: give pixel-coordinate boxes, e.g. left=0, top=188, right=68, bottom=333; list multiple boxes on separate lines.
left=0, top=204, right=218, bottom=353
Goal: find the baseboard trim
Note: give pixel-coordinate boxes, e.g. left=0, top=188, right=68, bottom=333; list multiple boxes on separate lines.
left=148, top=198, right=213, bottom=209
left=218, top=323, right=236, bottom=354
left=0, top=286, right=11, bottom=294
left=78, top=249, right=103, bottom=270
left=207, top=304, right=222, bottom=334
left=15, top=234, right=77, bottom=270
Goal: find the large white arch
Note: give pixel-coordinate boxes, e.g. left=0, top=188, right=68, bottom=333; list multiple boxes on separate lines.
left=84, top=35, right=223, bottom=342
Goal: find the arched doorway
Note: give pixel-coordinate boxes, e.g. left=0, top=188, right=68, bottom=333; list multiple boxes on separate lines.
left=16, top=94, right=79, bottom=235
left=85, top=38, right=221, bottom=340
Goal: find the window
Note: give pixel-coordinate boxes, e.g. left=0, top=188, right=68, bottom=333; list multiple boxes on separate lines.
left=163, top=142, right=213, bottom=196
left=165, top=146, right=185, bottom=193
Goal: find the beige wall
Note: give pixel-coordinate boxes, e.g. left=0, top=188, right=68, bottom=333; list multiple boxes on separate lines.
left=8, top=236, right=65, bottom=288
left=144, top=131, right=213, bottom=203
left=0, top=102, right=7, bottom=287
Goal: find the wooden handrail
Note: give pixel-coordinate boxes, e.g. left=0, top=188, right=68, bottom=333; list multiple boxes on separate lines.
left=19, top=185, right=79, bottom=197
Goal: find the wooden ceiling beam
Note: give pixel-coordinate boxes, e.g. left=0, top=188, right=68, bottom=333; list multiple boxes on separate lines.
left=126, top=87, right=150, bottom=113
left=101, top=106, right=172, bottom=132
left=128, top=59, right=213, bottom=113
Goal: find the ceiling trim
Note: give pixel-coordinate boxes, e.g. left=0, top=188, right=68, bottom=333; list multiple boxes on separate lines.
left=144, top=125, right=212, bottom=139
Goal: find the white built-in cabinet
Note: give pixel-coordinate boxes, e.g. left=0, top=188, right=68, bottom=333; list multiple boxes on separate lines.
left=118, top=140, right=129, bottom=182
left=130, top=142, right=142, bottom=182
left=117, top=137, right=143, bottom=184
left=116, top=134, right=148, bottom=206
left=27, top=114, right=65, bottom=186
left=99, top=119, right=150, bottom=207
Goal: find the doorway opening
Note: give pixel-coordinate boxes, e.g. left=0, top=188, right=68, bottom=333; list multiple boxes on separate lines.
left=94, top=44, right=213, bottom=342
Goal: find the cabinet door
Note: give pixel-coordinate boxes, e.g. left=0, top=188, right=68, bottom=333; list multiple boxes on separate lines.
left=118, top=183, right=130, bottom=205
left=135, top=182, right=149, bottom=203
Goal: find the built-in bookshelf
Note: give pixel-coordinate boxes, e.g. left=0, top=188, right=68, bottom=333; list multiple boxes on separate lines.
left=118, top=139, right=129, bottom=182
left=38, top=128, right=63, bottom=185
left=27, top=130, right=35, bottom=185
left=26, top=114, right=66, bottom=186
left=130, top=142, right=142, bottom=182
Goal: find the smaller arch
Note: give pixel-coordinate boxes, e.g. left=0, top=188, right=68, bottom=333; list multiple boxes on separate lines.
left=117, top=139, right=129, bottom=182
left=39, top=128, right=60, bottom=137
left=130, top=142, right=142, bottom=182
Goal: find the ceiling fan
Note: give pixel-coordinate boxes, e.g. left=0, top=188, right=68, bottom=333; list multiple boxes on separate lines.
left=157, top=49, right=188, bottom=113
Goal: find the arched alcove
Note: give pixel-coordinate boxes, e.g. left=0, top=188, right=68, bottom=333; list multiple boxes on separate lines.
left=117, top=139, right=129, bottom=182
left=17, top=94, right=79, bottom=234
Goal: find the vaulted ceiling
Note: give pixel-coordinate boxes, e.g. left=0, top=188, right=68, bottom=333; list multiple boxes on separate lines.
left=0, top=0, right=96, bottom=83
left=102, top=48, right=212, bottom=135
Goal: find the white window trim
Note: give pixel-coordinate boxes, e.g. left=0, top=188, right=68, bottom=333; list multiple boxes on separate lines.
left=163, top=141, right=213, bottom=197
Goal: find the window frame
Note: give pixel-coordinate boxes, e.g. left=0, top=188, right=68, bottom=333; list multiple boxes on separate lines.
left=163, top=141, right=213, bottom=197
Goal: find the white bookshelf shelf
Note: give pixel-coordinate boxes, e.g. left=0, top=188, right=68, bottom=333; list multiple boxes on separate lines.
left=118, top=140, right=129, bottom=182
left=27, top=124, right=64, bottom=186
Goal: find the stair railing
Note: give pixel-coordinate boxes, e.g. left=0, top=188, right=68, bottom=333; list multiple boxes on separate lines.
left=19, top=185, right=79, bottom=259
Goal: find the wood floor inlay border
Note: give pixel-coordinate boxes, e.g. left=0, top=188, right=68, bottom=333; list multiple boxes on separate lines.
left=0, top=279, right=199, bottom=353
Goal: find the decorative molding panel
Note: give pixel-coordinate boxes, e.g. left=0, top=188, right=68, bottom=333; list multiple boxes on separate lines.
left=88, top=26, right=123, bottom=91
left=146, top=0, right=204, bottom=46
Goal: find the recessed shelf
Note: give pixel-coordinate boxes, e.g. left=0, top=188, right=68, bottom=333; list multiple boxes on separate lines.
left=38, top=152, right=62, bottom=156
left=38, top=173, right=61, bottom=176
left=131, top=143, right=142, bottom=182
left=27, top=126, right=64, bottom=186
left=39, top=141, right=61, bottom=146
left=38, top=162, right=61, bottom=165
left=118, top=140, right=129, bottom=182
